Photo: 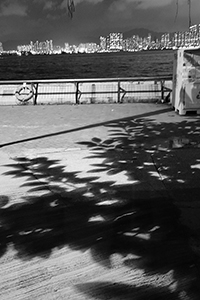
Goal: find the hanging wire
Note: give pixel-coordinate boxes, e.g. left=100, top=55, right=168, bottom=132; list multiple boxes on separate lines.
left=174, top=0, right=179, bottom=23
left=188, top=0, right=191, bottom=27
left=68, top=0, right=75, bottom=18
left=174, top=0, right=192, bottom=28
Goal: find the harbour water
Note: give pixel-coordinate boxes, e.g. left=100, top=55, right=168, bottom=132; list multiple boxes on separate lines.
left=0, top=50, right=174, bottom=81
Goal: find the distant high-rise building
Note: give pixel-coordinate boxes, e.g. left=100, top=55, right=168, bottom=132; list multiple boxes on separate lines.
left=99, top=36, right=107, bottom=52
left=0, top=42, right=3, bottom=52
left=161, top=33, right=170, bottom=49
left=189, top=24, right=200, bottom=46
left=35, top=41, right=39, bottom=52
left=77, top=43, right=86, bottom=53
left=147, top=33, right=151, bottom=45
left=64, top=43, right=71, bottom=53
left=108, top=33, right=123, bottom=51
left=30, top=41, right=34, bottom=51
left=14, top=22, right=200, bottom=55
left=49, top=40, right=53, bottom=52
left=16, top=39, right=54, bottom=54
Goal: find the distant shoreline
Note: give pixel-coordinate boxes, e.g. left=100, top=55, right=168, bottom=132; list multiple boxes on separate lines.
left=0, top=48, right=174, bottom=57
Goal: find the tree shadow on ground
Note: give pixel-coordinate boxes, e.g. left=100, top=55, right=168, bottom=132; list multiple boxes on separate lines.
left=1, top=111, right=200, bottom=299
left=76, top=281, right=180, bottom=300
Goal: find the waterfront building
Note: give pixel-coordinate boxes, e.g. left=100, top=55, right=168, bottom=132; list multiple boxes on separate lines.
left=181, top=32, right=185, bottom=47
left=184, top=30, right=190, bottom=47
left=189, top=24, right=200, bottom=47
left=14, top=22, right=200, bottom=55
left=49, top=40, right=53, bottom=52
left=39, top=41, right=45, bottom=53
left=85, top=43, right=98, bottom=53
left=64, top=43, right=78, bottom=53
left=147, top=33, right=152, bottom=45
left=173, top=32, right=178, bottom=49
left=35, top=41, right=39, bottom=52
left=30, top=41, right=34, bottom=52
left=161, top=33, right=171, bottom=49
left=17, top=44, right=31, bottom=53
left=77, top=42, right=98, bottom=53
left=99, top=36, right=107, bottom=52
left=142, top=34, right=152, bottom=50
left=17, top=39, right=54, bottom=54
left=77, top=43, right=86, bottom=53
left=64, top=43, right=71, bottom=53
left=175, top=32, right=184, bottom=48
left=122, top=36, right=132, bottom=51
left=53, top=45, right=62, bottom=54
left=129, top=36, right=139, bottom=51
left=0, top=42, right=4, bottom=53
left=108, top=32, right=123, bottom=51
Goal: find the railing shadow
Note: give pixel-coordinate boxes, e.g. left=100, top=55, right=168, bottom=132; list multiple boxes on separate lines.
left=1, top=114, right=200, bottom=298
left=0, top=107, right=171, bottom=148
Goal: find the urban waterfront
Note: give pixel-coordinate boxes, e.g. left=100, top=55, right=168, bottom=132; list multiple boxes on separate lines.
left=0, top=50, right=174, bottom=81
left=7, top=23, right=200, bottom=55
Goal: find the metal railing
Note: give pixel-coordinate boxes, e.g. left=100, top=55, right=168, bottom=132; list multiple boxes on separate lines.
left=0, top=76, right=173, bottom=105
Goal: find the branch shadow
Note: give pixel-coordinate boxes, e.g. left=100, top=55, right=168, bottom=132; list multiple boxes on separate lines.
left=1, top=111, right=200, bottom=298
left=76, top=281, right=179, bottom=300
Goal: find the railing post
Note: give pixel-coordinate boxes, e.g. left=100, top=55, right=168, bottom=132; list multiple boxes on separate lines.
left=75, top=82, right=80, bottom=104
left=118, top=81, right=121, bottom=103
left=161, top=80, right=165, bottom=100
left=33, top=83, right=38, bottom=105
left=0, top=76, right=173, bottom=106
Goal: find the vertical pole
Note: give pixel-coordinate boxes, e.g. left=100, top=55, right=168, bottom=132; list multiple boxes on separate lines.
left=118, top=81, right=121, bottom=103
left=75, top=82, right=79, bottom=104
left=33, top=83, right=38, bottom=105
left=161, top=80, right=165, bottom=101
left=91, top=83, right=96, bottom=104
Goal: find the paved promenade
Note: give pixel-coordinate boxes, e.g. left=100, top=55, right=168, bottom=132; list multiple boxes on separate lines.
left=0, top=103, right=200, bottom=299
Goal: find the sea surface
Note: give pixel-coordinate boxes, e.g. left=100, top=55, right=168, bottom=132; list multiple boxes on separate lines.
left=0, top=50, right=174, bottom=80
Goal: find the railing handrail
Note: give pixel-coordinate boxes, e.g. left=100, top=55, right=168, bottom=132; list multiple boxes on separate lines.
left=0, top=75, right=173, bottom=85
left=0, top=76, right=173, bottom=105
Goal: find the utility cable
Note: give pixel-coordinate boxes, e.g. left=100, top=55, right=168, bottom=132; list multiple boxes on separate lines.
left=174, top=0, right=179, bottom=24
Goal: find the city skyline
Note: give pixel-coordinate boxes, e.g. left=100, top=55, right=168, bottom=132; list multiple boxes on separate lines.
left=1, top=0, right=200, bottom=50
left=13, top=23, right=200, bottom=55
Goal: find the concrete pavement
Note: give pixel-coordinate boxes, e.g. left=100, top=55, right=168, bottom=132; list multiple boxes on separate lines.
left=0, top=103, right=200, bottom=299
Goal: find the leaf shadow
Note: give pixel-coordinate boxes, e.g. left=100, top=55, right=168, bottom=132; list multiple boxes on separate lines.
left=1, top=112, right=200, bottom=298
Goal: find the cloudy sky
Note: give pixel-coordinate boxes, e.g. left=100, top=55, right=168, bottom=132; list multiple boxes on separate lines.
left=0, top=0, right=199, bottom=49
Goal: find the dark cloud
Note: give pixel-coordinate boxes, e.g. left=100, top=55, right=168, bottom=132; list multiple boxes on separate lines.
left=0, top=0, right=28, bottom=16
left=0, top=0, right=199, bottom=50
